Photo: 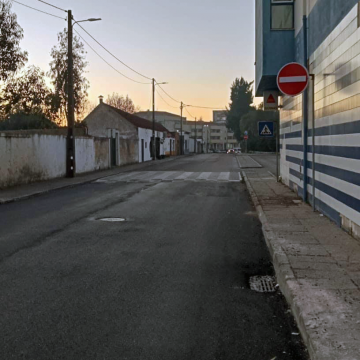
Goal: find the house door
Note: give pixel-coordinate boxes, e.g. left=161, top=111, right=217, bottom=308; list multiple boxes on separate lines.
left=111, top=138, right=116, bottom=166
left=141, top=139, right=145, bottom=162
left=156, top=137, right=160, bottom=159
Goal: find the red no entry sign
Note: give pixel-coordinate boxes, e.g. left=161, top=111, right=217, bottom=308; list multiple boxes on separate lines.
left=277, top=62, right=309, bottom=97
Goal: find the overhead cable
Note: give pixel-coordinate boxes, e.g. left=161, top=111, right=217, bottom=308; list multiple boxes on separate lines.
left=155, top=89, right=179, bottom=109
left=38, top=0, right=67, bottom=12
left=184, top=107, right=195, bottom=119
left=156, top=82, right=181, bottom=103
left=77, top=23, right=152, bottom=81
left=12, top=0, right=66, bottom=19
left=74, top=30, right=151, bottom=85
left=185, top=104, right=226, bottom=110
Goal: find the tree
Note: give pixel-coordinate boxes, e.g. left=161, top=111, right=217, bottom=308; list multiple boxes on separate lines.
left=0, top=66, right=52, bottom=117
left=240, top=109, right=279, bottom=152
left=48, top=28, right=89, bottom=124
left=0, top=112, right=59, bottom=130
left=106, top=93, right=139, bottom=114
left=0, top=1, right=28, bottom=82
left=226, top=77, right=254, bottom=141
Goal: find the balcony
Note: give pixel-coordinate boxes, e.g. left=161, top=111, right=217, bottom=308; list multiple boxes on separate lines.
left=255, top=0, right=295, bottom=96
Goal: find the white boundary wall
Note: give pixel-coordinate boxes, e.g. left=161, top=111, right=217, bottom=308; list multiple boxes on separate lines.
left=0, top=133, right=110, bottom=189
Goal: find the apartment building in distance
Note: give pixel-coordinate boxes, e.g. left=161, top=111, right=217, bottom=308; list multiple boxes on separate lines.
left=136, top=111, right=239, bottom=152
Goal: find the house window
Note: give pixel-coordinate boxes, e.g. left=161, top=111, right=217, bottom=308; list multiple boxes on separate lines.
left=271, top=0, right=294, bottom=30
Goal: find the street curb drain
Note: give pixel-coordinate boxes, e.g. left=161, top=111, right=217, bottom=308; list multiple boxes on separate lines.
left=250, top=276, right=277, bottom=293
left=98, top=218, right=127, bottom=222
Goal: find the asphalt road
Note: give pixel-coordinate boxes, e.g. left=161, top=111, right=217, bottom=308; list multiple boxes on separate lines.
left=0, top=154, right=308, bottom=360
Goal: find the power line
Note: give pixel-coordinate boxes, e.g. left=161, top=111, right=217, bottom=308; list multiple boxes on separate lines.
left=38, top=0, right=67, bottom=12
left=74, top=29, right=151, bottom=85
left=184, top=107, right=195, bottom=119
left=12, top=0, right=66, bottom=19
left=156, top=82, right=181, bottom=104
left=77, top=23, right=152, bottom=81
left=155, top=89, right=179, bottom=109
left=155, top=82, right=223, bottom=110
left=185, top=104, right=226, bottom=110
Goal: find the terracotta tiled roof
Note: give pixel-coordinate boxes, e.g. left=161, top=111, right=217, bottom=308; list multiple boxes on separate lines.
left=104, top=103, right=170, bottom=132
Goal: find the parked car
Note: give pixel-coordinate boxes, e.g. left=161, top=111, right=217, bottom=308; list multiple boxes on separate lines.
left=234, top=148, right=242, bottom=154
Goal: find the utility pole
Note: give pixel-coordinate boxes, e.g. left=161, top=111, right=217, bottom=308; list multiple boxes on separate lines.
left=207, top=126, right=210, bottom=152
left=152, top=78, right=156, bottom=161
left=180, top=101, right=183, bottom=155
left=194, top=117, right=197, bottom=154
left=66, top=9, right=75, bottom=178
left=66, top=14, right=100, bottom=178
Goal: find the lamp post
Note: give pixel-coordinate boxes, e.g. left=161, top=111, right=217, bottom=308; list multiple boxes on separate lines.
left=66, top=11, right=101, bottom=178
left=152, top=80, right=168, bottom=160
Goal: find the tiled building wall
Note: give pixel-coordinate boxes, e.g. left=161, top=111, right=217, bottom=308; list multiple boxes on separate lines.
left=280, top=3, right=360, bottom=232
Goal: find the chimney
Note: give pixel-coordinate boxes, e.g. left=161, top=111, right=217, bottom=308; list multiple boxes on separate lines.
left=99, top=95, right=104, bottom=104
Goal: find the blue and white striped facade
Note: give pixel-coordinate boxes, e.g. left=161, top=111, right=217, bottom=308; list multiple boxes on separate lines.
left=257, top=0, right=360, bottom=237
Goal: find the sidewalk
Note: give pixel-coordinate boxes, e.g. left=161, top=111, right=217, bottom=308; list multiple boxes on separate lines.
left=243, top=167, right=360, bottom=360
left=0, top=156, right=182, bottom=204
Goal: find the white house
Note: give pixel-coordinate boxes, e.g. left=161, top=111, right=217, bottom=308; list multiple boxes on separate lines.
left=84, top=99, right=171, bottom=165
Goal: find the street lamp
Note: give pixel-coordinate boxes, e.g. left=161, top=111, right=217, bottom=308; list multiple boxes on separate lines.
left=66, top=11, right=101, bottom=178
left=152, top=79, right=168, bottom=160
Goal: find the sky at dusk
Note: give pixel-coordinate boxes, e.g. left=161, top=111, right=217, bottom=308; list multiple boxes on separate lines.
left=12, top=0, right=256, bottom=120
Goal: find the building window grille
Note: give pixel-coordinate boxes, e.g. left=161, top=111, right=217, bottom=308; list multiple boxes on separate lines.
left=271, top=0, right=294, bottom=30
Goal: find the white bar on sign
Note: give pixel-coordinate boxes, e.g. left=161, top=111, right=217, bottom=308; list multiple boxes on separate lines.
left=279, top=76, right=307, bottom=83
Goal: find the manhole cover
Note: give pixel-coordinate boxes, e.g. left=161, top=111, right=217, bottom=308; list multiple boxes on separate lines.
left=98, top=218, right=126, bottom=222
left=249, top=276, right=277, bottom=293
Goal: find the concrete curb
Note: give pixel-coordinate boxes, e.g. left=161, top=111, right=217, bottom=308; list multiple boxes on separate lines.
left=0, top=155, right=184, bottom=205
left=242, top=171, right=316, bottom=360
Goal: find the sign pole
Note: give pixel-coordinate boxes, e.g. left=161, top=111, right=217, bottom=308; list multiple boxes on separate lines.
left=276, top=119, right=279, bottom=182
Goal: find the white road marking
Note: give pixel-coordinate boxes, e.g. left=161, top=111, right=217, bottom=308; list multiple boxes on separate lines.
left=174, top=172, right=194, bottom=180
left=196, top=172, right=212, bottom=180
left=217, top=172, right=230, bottom=181
left=127, top=171, right=157, bottom=181
left=97, top=171, right=243, bottom=183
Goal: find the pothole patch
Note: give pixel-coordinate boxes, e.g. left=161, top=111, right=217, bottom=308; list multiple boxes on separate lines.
left=98, top=218, right=127, bottom=222
left=250, top=276, right=277, bottom=293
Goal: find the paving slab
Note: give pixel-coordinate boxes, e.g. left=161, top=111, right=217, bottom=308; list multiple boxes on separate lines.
left=242, top=168, right=360, bottom=360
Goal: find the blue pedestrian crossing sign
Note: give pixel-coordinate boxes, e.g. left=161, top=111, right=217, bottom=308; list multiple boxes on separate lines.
left=258, top=121, right=274, bottom=137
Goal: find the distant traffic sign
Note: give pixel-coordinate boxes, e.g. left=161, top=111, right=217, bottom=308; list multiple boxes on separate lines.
left=277, top=62, right=309, bottom=97
left=244, top=131, right=248, bottom=136
left=258, top=121, right=274, bottom=137
left=244, top=135, right=249, bottom=140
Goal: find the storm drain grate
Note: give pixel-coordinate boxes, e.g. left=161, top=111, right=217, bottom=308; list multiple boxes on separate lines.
left=249, top=276, right=277, bottom=293
left=98, top=218, right=126, bottom=222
